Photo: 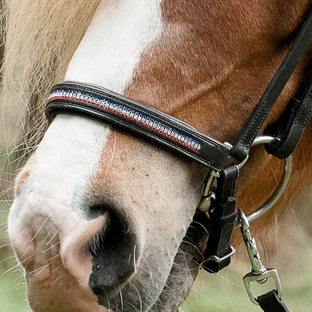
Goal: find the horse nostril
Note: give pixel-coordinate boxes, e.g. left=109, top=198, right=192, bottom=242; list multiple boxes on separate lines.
left=89, top=204, right=109, bottom=219
left=88, top=207, right=138, bottom=292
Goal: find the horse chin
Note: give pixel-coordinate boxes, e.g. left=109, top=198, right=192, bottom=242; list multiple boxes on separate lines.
left=20, top=209, right=207, bottom=312
left=149, top=214, right=209, bottom=312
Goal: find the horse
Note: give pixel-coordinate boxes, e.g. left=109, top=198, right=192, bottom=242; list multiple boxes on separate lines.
left=2, top=0, right=312, bottom=311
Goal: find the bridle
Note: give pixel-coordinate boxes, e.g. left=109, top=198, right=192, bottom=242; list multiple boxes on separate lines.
left=46, top=9, right=312, bottom=312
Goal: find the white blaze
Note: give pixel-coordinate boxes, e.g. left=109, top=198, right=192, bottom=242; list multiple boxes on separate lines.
left=65, top=0, right=163, bottom=93
left=12, top=0, right=163, bottom=212
left=10, top=0, right=163, bottom=279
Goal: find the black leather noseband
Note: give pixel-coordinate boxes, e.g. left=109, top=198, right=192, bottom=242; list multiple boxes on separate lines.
left=46, top=82, right=231, bottom=171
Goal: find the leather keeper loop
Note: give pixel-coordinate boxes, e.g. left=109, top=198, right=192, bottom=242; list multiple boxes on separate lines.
left=210, top=203, right=237, bottom=226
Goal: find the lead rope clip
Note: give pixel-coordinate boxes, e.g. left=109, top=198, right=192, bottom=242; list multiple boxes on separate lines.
left=237, top=209, right=285, bottom=308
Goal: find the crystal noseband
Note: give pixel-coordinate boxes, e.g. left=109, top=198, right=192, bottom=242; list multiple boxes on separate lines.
left=46, top=81, right=231, bottom=171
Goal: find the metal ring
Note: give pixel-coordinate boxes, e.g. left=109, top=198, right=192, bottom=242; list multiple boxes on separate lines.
left=234, top=136, right=292, bottom=226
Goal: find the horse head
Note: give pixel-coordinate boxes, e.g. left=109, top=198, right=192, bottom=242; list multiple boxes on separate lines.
left=5, top=1, right=312, bottom=311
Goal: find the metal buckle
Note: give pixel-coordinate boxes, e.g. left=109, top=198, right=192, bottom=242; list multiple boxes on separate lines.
left=198, top=136, right=292, bottom=223
left=197, top=169, right=219, bottom=214
left=243, top=268, right=282, bottom=305
left=234, top=135, right=292, bottom=226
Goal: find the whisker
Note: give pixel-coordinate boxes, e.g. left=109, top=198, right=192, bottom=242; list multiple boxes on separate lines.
left=45, top=225, right=61, bottom=246
left=118, top=284, right=124, bottom=311
left=51, top=264, right=63, bottom=275
left=0, top=242, right=12, bottom=250
left=128, top=281, right=144, bottom=312
left=42, top=241, right=60, bottom=254
left=0, top=224, right=9, bottom=231
left=32, top=253, right=61, bottom=266
left=32, top=264, right=50, bottom=277
left=181, top=239, right=204, bottom=259
left=50, top=273, right=66, bottom=285
left=137, top=255, right=156, bottom=286
left=2, top=261, right=24, bottom=276
left=129, top=244, right=138, bottom=275
left=0, top=254, right=17, bottom=266
left=131, top=274, right=155, bottom=307
left=190, top=220, right=209, bottom=234
left=211, top=270, right=242, bottom=288
left=30, top=214, right=51, bottom=243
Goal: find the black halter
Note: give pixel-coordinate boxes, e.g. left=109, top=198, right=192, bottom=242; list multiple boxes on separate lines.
left=46, top=9, right=312, bottom=312
left=46, top=9, right=312, bottom=169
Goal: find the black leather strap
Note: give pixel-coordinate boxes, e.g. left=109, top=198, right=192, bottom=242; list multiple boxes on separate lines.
left=265, top=58, right=312, bottom=158
left=258, top=290, right=290, bottom=312
left=202, top=165, right=238, bottom=273
left=231, top=9, right=312, bottom=162
left=46, top=82, right=231, bottom=171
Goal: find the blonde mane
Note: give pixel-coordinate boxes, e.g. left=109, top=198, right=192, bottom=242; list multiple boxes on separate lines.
left=1, top=0, right=100, bottom=156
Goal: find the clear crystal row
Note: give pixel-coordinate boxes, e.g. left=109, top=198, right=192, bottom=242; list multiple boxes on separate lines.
left=48, top=89, right=202, bottom=152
